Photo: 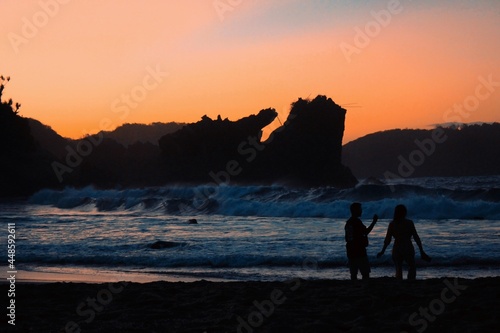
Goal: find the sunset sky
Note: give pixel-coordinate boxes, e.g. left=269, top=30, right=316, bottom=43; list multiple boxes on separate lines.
left=2, top=0, right=499, bottom=143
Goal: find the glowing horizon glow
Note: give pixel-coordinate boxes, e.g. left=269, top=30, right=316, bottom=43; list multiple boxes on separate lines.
left=1, top=0, right=499, bottom=143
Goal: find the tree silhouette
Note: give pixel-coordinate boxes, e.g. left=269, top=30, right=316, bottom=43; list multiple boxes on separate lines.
left=0, top=75, right=33, bottom=152
left=1, top=75, right=21, bottom=115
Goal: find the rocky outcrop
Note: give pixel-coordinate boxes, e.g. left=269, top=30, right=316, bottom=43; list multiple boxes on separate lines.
left=2, top=86, right=358, bottom=196
left=245, top=95, right=357, bottom=187
left=159, top=96, right=357, bottom=187
left=159, top=108, right=278, bottom=183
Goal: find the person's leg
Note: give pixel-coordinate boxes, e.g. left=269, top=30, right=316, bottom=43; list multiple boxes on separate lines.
left=407, top=254, right=416, bottom=280
left=392, top=252, right=403, bottom=280
left=349, top=258, right=358, bottom=280
left=395, top=263, right=403, bottom=279
left=359, top=256, right=371, bottom=280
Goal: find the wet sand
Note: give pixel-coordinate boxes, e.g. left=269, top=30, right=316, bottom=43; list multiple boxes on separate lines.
left=9, top=277, right=500, bottom=332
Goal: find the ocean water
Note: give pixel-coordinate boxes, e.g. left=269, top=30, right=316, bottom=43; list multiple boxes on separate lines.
left=1, top=176, right=500, bottom=282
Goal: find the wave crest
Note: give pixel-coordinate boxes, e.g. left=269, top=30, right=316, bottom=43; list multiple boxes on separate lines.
left=29, top=181, right=500, bottom=220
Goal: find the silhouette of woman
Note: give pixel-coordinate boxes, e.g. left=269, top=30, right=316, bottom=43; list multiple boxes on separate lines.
left=377, top=204, right=431, bottom=280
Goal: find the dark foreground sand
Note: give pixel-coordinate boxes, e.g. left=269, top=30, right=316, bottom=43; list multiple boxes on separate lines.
left=7, top=277, right=500, bottom=332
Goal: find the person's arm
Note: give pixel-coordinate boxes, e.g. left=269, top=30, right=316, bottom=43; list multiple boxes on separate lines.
left=411, top=221, right=431, bottom=262
left=366, top=214, right=378, bottom=234
left=377, top=222, right=392, bottom=258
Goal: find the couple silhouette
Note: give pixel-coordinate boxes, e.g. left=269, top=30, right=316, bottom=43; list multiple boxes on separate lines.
left=344, top=202, right=431, bottom=280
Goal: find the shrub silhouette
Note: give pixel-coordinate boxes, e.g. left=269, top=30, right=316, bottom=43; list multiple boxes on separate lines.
left=0, top=76, right=58, bottom=197
left=0, top=76, right=34, bottom=153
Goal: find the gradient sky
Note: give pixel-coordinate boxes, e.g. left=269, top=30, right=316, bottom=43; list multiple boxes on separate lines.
left=2, top=0, right=499, bottom=143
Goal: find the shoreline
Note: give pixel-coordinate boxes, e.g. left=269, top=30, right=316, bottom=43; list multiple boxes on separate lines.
left=10, top=276, right=500, bottom=332
left=4, top=264, right=500, bottom=285
left=2, top=267, right=225, bottom=284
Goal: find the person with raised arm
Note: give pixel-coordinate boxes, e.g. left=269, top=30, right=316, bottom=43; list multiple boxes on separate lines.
left=345, top=202, right=378, bottom=280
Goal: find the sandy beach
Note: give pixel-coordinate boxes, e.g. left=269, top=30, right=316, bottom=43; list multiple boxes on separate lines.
left=7, top=276, right=499, bottom=333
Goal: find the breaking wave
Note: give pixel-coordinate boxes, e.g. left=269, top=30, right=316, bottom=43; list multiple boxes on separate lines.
left=29, top=176, right=500, bottom=220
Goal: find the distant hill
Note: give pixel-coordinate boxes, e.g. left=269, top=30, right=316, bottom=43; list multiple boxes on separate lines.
left=342, top=123, right=500, bottom=179
left=28, top=118, right=70, bottom=159
left=24, top=120, right=184, bottom=188
left=1, top=86, right=60, bottom=197
left=27, top=120, right=185, bottom=159
left=96, top=122, right=185, bottom=147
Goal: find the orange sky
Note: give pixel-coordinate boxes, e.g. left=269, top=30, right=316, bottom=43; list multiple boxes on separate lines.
left=2, top=0, right=499, bottom=143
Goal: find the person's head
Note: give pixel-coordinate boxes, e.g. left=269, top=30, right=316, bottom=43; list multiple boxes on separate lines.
left=350, top=202, right=362, bottom=217
left=393, top=204, right=407, bottom=221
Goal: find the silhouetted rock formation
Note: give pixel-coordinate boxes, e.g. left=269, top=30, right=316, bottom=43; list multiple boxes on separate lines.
left=159, top=108, right=278, bottom=182
left=245, top=96, right=357, bottom=187
left=2, top=86, right=358, bottom=195
left=342, top=123, right=500, bottom=179
left=159, top=96, right=357, bottom=187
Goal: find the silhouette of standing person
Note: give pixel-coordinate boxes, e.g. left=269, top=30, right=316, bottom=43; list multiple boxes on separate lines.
left=345, top=202, right=378, bottom=280
left=377, top=204, right=431, bottom=280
